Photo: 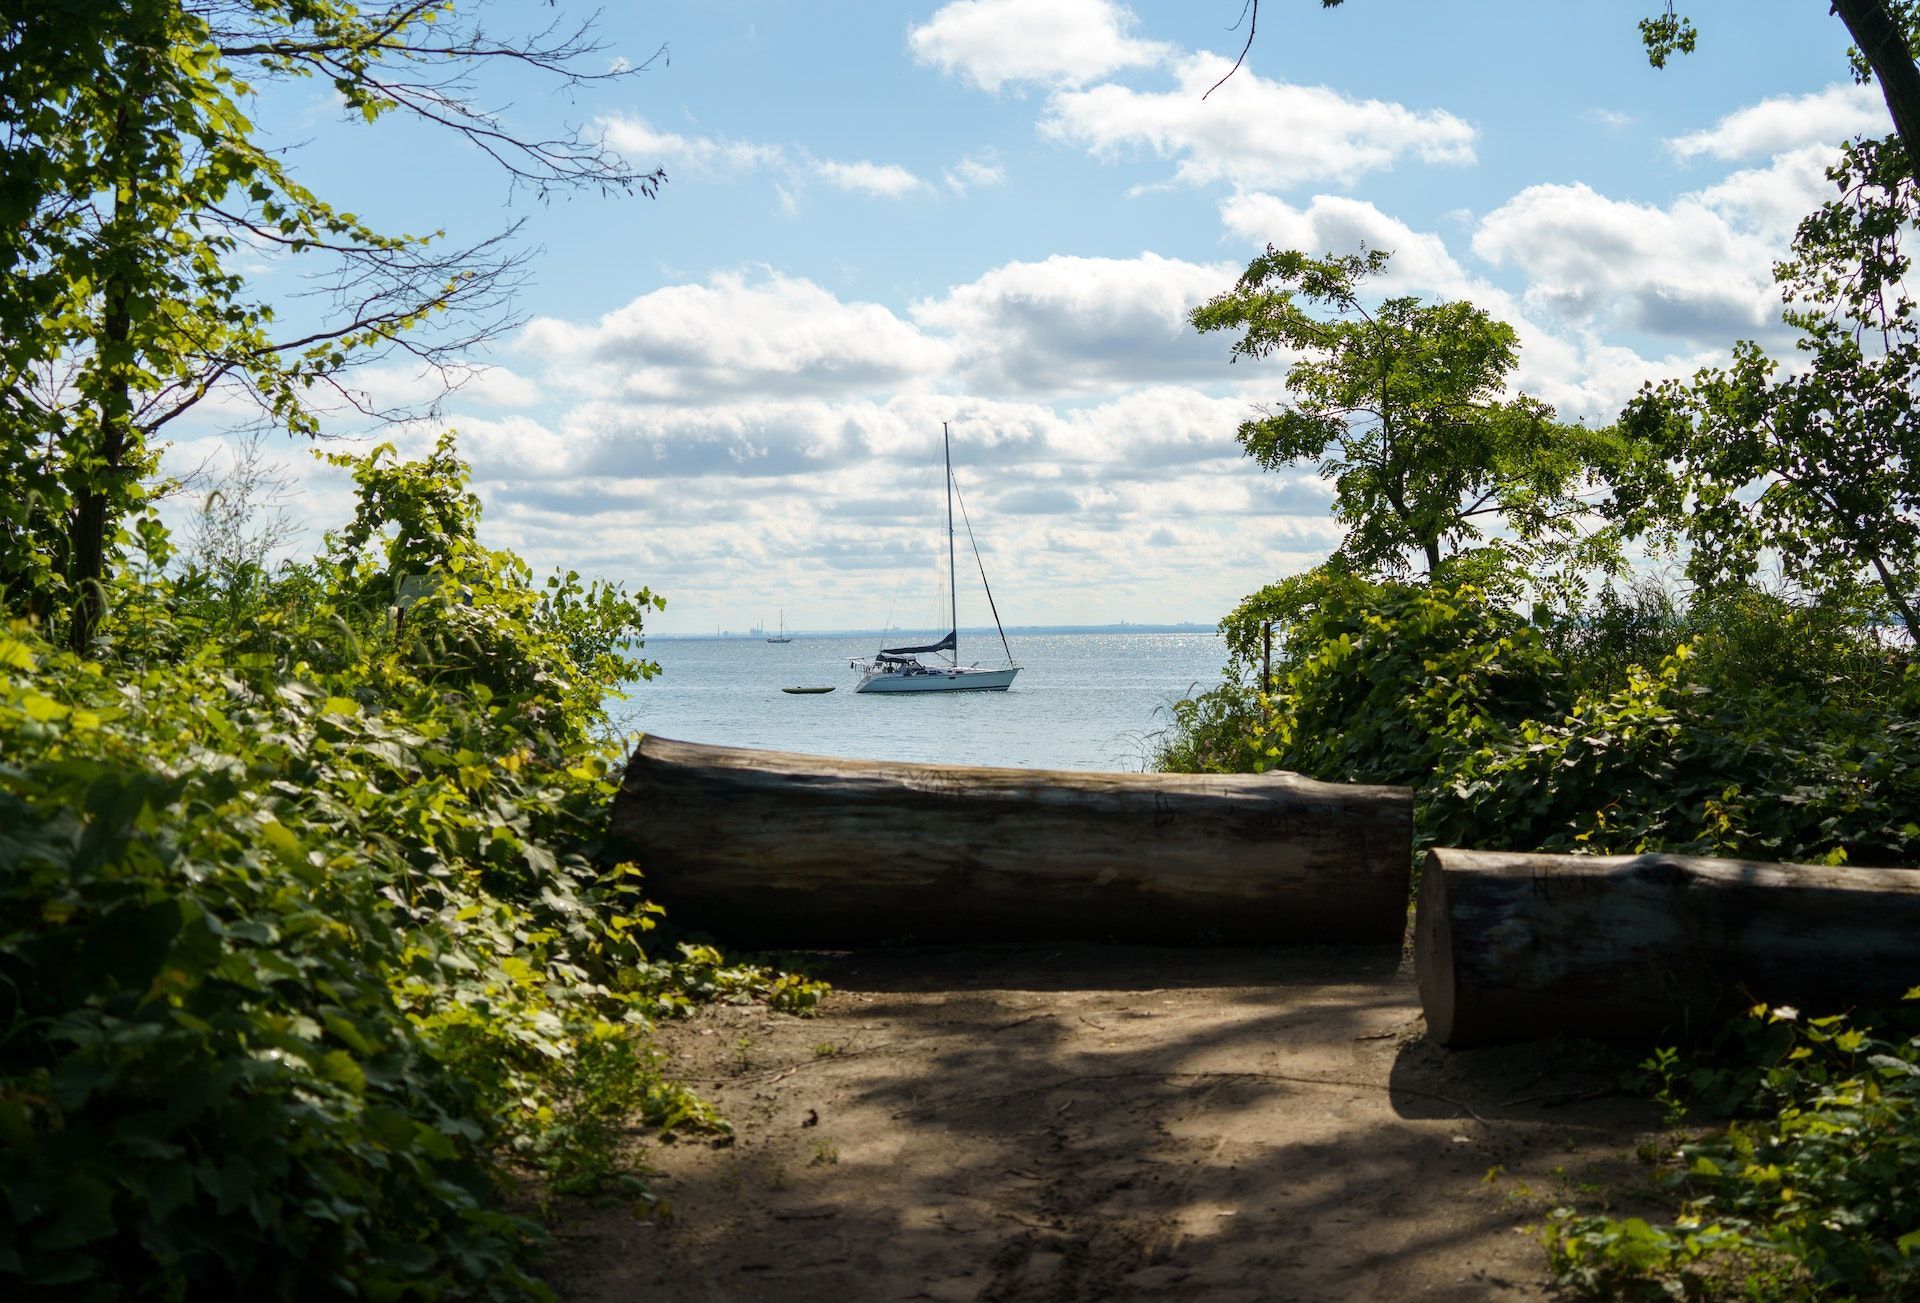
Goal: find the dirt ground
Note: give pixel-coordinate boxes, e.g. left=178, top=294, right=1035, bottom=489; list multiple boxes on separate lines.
left=552, top=945, right=1662, bottom=1301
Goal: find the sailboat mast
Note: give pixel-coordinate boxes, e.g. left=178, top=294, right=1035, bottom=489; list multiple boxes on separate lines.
left=944, top=422, right=958, bottom=663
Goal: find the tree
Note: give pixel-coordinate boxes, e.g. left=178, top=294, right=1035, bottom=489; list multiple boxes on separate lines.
left=0, top=0, right=663, bottom=648
left=1212, top=3, right=1918, bottom=627
left=1614, top=135, right=1920, bottom=634
left=1190, top=247, right=1620, bottom=582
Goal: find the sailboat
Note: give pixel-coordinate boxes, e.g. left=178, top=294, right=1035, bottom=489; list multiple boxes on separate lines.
left=766, top=610, right=793, bottom=644
left=850, top=423, right=1019, bottom=694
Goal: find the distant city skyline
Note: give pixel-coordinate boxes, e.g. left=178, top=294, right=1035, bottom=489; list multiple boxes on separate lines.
left=158, top=1, right=1868, bottom=634
left=675, top=621, right=1217, bottom=640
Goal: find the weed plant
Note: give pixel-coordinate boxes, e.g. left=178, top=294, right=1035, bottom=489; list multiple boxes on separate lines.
left=1547, top=998, right=1920, bottom=1299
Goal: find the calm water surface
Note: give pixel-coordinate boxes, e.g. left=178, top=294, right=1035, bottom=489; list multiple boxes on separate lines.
left=607, top=631, right=1226, bottom=771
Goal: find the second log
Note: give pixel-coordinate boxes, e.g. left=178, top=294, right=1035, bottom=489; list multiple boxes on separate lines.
left=1416, top=847, right=1920, bottom=1047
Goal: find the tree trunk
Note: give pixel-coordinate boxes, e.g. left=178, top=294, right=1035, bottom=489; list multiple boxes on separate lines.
left=610, top=735, right=1414, bottom=947
left=69, top=86, right=138, bottom=651
left=1415, top=847, right=1920, bottom=1047
left=68, top=274, right=132, bottom=652
left=1832, top=0, right=1920, bottom=172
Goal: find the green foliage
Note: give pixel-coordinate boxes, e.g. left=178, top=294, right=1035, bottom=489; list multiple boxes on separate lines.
left=1547, top=998, right=1920, bottom=1300
left=1536, top=579, right=1687, bottom=697
left=313, top=431, right=668, bottom=749
left=1189, top=247, right=1624, bottom=580
left=1638, top=4, right=1700, bottom=69
left=1160, top=571, right=1920, bottom=865
left=1258, top=569, right=1560, bottom=788
left=1615, top=135, right=1920, bottom=634
left=1437, top=647, right=1920, bottom=866
left=0, top=648, right=547, bottom=1298
left=0, top=0, right=659, bottom=647
left=0, top=437, right=823, bottom=1299
left=1154, top=567, right=1368, bottom=773
left=1158, top=565, right=1563, bottom=792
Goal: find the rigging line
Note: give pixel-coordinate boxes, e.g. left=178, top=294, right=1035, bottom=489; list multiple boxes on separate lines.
left=950, top=472, right=1015, bottom=667
left=880, top=458, right=942, bottom=639
left=879, top=554, right=912, bottom=641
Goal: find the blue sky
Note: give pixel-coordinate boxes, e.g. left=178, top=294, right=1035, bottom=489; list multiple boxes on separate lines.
left=166, top=2, right=1882, bottom=634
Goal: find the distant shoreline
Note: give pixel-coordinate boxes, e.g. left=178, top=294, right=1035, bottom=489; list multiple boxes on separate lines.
left=653, top=623, right=1219, bottom=642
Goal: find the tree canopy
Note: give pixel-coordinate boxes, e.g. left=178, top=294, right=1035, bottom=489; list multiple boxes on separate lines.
left=1614, top=136, right=1920, bottom=632
left=0, top=0, right=662, bottom=648
left=1190, top=247, right=1620, bottom=584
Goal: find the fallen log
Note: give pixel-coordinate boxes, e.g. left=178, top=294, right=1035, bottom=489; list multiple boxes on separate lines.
left=610, top=735, right=1414, bottom=946
left=1415, top=847, right=1920, bottom=1047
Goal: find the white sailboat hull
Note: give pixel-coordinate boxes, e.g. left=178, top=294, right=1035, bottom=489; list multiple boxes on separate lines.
left=855, top=665, right=1018, bottom=694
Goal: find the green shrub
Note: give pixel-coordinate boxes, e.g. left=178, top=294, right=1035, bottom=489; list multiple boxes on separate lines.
left=1160, top=570, right=1920, bottom=864
left=1438, top=639, right=1920, bottom=865
left=1547, top=998, right=1920, bottom=1300
left=0, top=634, right=553, bottom=1298
left=0, top=435, right=824, bottom=1299
left=1157, top=567, right=1566, bottom=785
left=1255, top=572, right=1565, bottom=788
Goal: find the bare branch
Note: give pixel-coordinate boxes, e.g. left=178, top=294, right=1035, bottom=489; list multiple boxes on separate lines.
left=1204, top=0, right=1258, bottom=100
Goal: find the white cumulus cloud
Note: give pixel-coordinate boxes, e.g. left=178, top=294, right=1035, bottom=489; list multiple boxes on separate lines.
left=945, top=153, right=1006, bottom=193
left=1472, top=146, right=1835, bottom=346
left=913, top=252, right=1237, bottom=393
left=1219, top=193, right=1472, bottom=297
left=1041, top=53, right=1476, bottom=190
left=603, top=116, right=926, bottom=208
left=908, top=0, right=1170, bottom=92
left=1667, top=81, right=1886, bottom=161
left=602, top=115, right=784, bottom=175
left=520, top=271, right=952, bottom=404
left=814, top=159, right=926, bottom=197
left=1690, top=144, right=1840, bottom=239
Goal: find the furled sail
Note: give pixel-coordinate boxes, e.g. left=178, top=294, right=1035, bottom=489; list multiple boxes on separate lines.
left=877, top=630, right=956, bottom=661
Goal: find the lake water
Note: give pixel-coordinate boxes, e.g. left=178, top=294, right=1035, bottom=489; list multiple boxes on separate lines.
left=606, top=631, right=1227, bottom=771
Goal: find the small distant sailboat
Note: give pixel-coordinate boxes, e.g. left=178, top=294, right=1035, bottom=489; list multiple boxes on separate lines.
left=850, top=423, right=1018, bottom=694
left=766, top=610, right=793, bottom=644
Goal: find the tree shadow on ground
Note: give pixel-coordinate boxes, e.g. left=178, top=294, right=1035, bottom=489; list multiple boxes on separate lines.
left=552, top=945, right=1658, bottom=1303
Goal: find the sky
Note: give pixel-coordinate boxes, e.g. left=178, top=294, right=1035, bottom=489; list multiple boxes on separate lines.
left=160, top=1, right=1880, bottom=635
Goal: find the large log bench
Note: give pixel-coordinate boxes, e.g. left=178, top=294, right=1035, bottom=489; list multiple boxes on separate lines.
left=610, top=735, right=1414, bottom=946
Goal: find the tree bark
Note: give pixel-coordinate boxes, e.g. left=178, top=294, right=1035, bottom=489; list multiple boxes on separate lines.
left=1832, top=0, right=1920, bottom=172
left=69, top=323, right=129, bottom=650
left=610, top=735, right=1415, bottom=947
left=69, top=83, right=138, bottom=651
left=1415, top=847, right=1920, bottom=1047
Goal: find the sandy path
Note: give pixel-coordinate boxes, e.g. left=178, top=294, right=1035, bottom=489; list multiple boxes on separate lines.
left=554, top=945, right=1657, bottom=1301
